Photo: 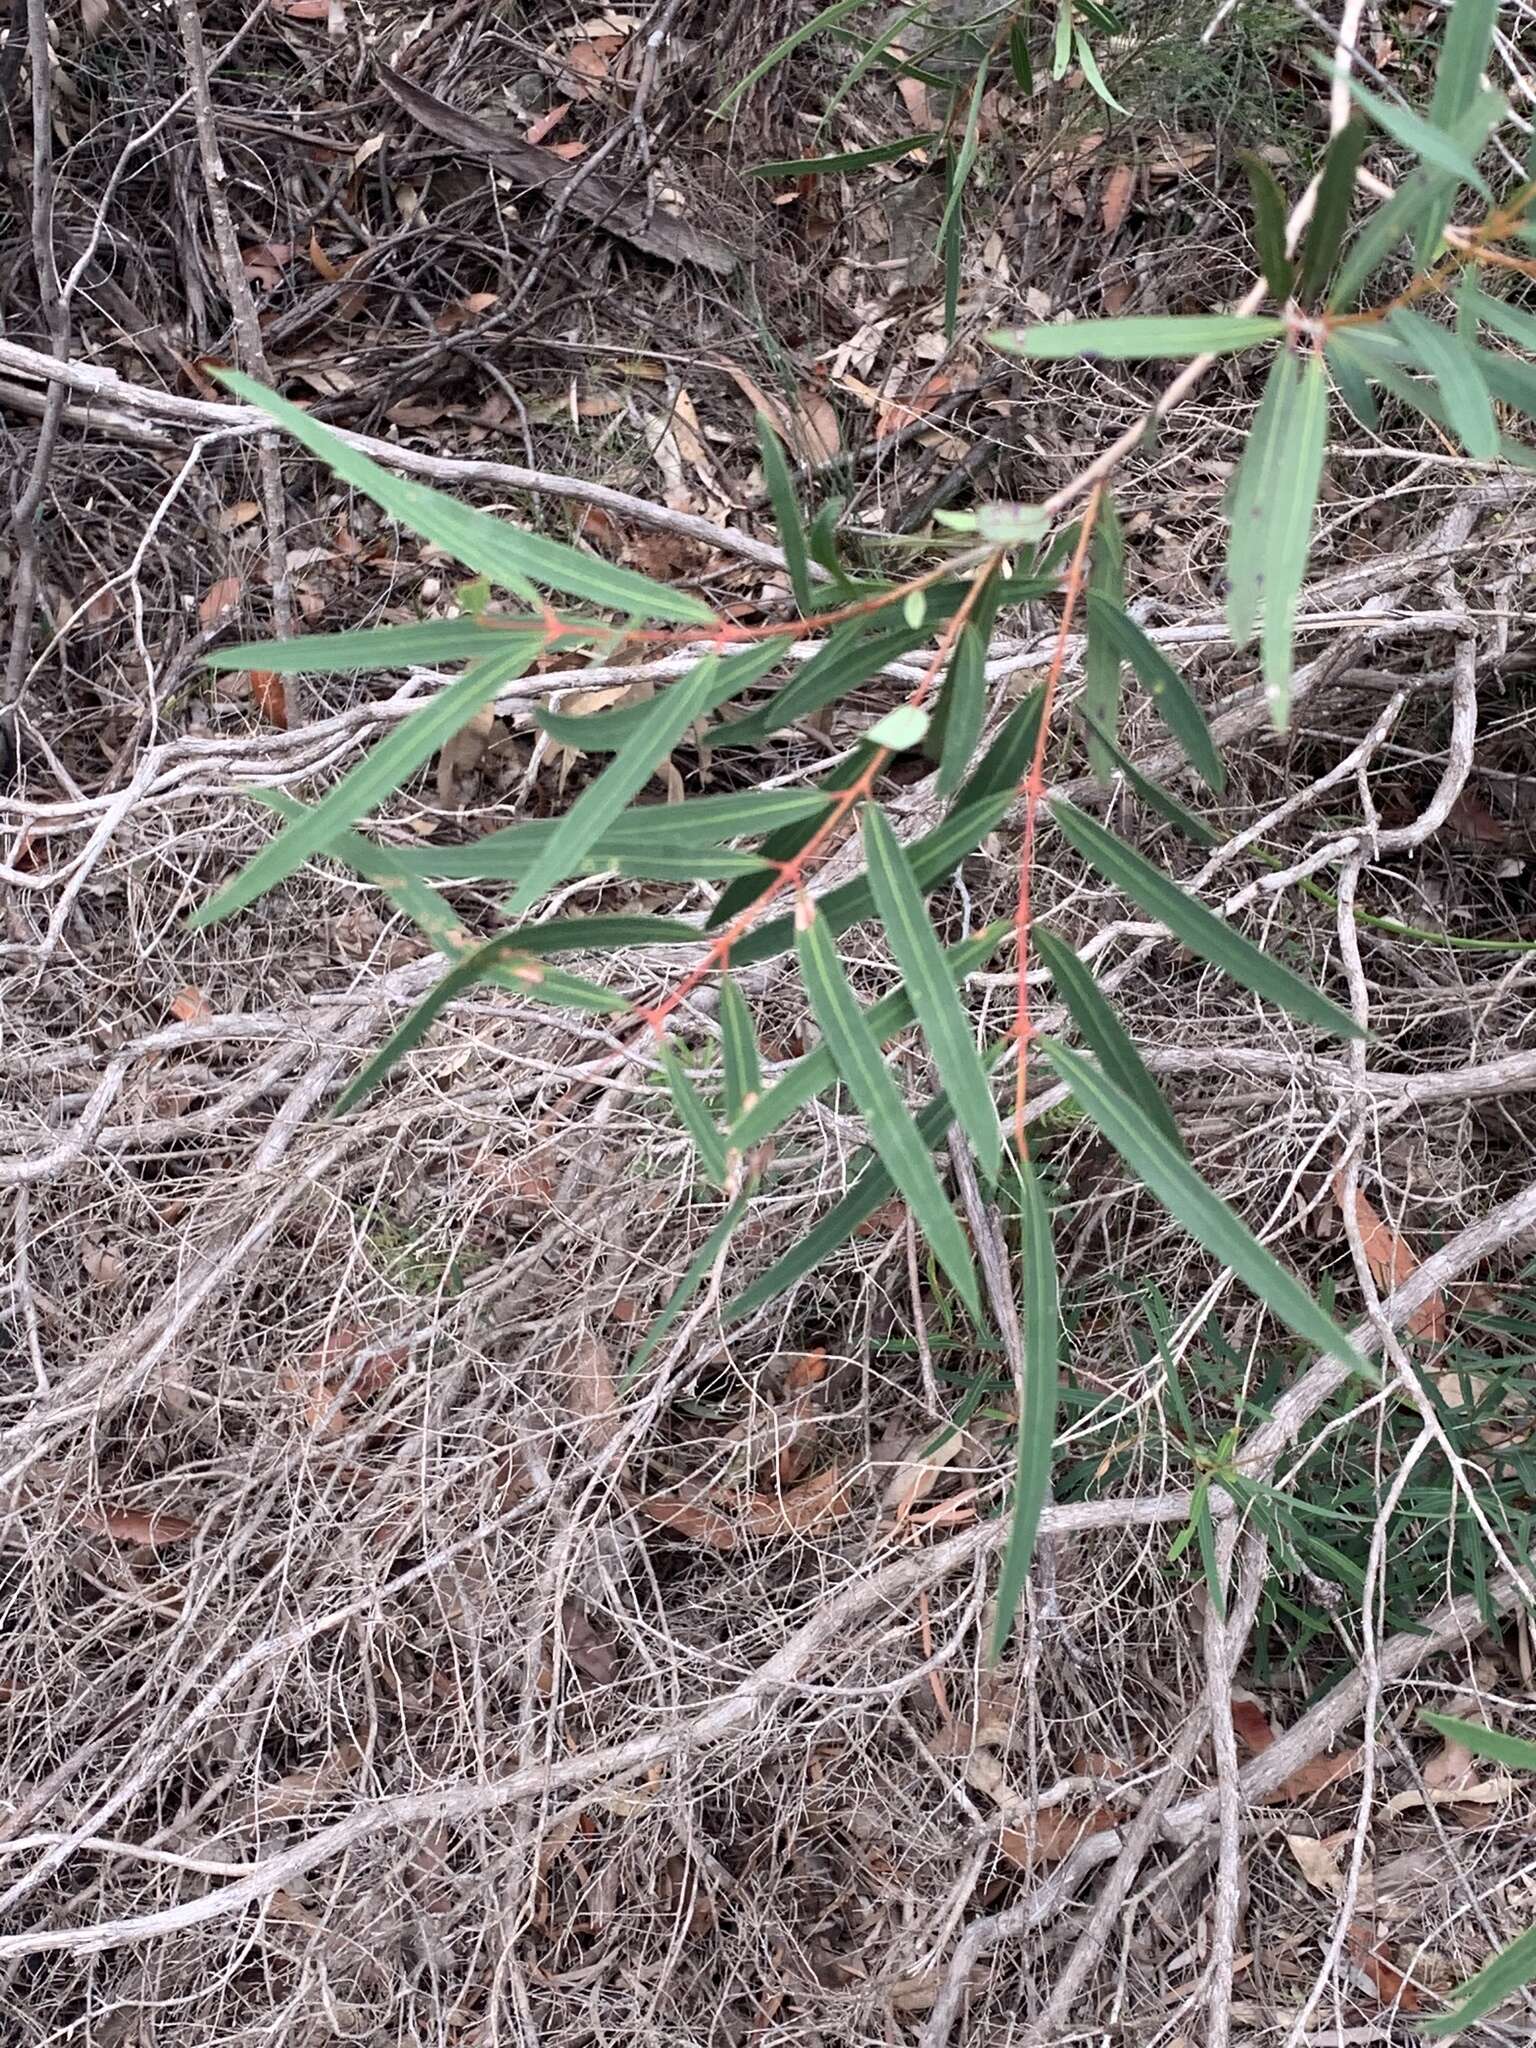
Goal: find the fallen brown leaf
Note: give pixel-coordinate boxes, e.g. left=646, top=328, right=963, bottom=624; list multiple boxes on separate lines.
left=719, top=363, right=838, bottom=467
left=198, top=575, right=242, bottom=627
left=170, top=984, right=212, bottom=1024
left=1332, top=1170, right=1446, bottom=1342
left=1230, top=1691, right=1362, bottom=1799
left=249, top=671, right=288, bottom=728
left=635, top=1492, right=739, bottom=1549
left=81, top=1240, right=126, bottom=1287
left=1346, top=1921, right=1423, bottom=2012
left=526, top=100, right=572, bottom=145
left=739, top=1462, right=852, bottom=1536
left=556, top=1330, right=620, bottom=1449
left=436, top=701, right=496, bottom=804
left=79, top=1503, right=197, bottom=1546
left=1101, top=163, right=1135, bottom=234
left=217, top=499, right=261, bottom=533
left=999, top=1804, right=1118, bottom=1868
left=1286, top=1830, right=1347, bottom=1897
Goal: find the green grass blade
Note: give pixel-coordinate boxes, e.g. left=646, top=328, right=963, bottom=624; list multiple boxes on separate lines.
left=942, top=149, right=961, bottom=342
left=1296, top=118, right=1367, bottom=305
left=715, top=0, right=869, bottom=113
left=991, top=315, right=1284, bottom=361
left=937, top=59, right=989, bottom=251
left=1258, top=354, right=1328, bottom=725
left=204, top=617, right=562, bottom=674
left=213, top=369, right=715, bottom=624
left=1008, top=19, right=1033, bottom=93
left=622, top=1195, right=750, bottom=1386
left=1421, top=1923, right=1536, bottom=2036
left=718, top=975, right=761, bottom=1124
left=190, top=642, right=540, bottom=929
left=797, top=900, right=981, bottom=1316
left=756, top=415, right=814, bottom=612
left=1238, top=150, right=1293, bottom=301
left=661, top=1043, right=729, bottom=1185
left=1388, top=309, right=1499, bottom=456
left=537, top=637, right=789, bottom=751
left=1418, top=0, right=1500, bottom=258
left=749, top=134, right=940, bottom=177
left=990, top=1154, right=1060, bottom=1660
left=936, top=617, right=988, bottom=796
left=1071, top=709, right=1221, bottom=845
left=1049, top=795, right=1363, bottom=1037
left=506, top=655, right=730, bottom=913
left=1418, top=1713, right=1536, bottom=1774
left=1083, top=591, right=1224, bottom=791
left=1040, top=1038, right=1367, bottom=1368
left=1346, top=74, right=1494, bottom=197
left=863, top=805, right=1000, bottom=1179
left=1033, top=925, right=1184, bottom=1153
left=1081, top=494, right=1125, bottom=784
left=733, top=782, right=1016, bottom=967
left=729, top=923, right=1006, bottom=1152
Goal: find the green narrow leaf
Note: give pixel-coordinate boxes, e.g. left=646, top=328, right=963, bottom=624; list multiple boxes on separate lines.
left=990, top=315, right=1285, bottom=361
left=756, top=415, right=814, bottom=611
left=335, top=932, right=628, bottom=1113
left=715, top=0, right=869, bottom=113
left=1071, top=708, right=1221, bottom=845
left=1468, top=336, right=1536, bottom=422
left=717, top=975, right=761, bottom=1124
left=806, top=498, right=849, bottom=580
left=1033, top=926, right=1184, bottom=1153
left=190, top=642, right=540, bottom=929
left=710, top=617, right=930, bottom=747
left=726, top=1047, right=1003, bottom=1321
left=729, top=923, right=1005, bottom=1153
left=1418, top=1713, right=1536, bottom=1774
left=953, top=684, right=1045, bottom=808
left=1418, top=0, right=1500, bottom=259
left=797, top=901, right=981, bottom=1316
left=989, top=1154, right=1060, bottom=1660
left=1324, top=339, right=1380, bottom=429
left=622, top=1194, right=750, bottom=1386
left=937, top=59, right=988, bottom=252
left=205, top=617, right=567, bottom=675
left=1259, top=353, right=1328, bottom=723
left=661, top=1044, right=729, bottom=1185
left=213, top=369, right=715, bottom=624
left=506, top=654, right=731, bottom=913
left=1081, top=493, right=1125, bottom=785
left=1008, top=19, right=1033, bottom=94
left=1421, top=1924, right=1536, bottom=2035
left=1387, top=308, right=1499, bottom=456
left=1461, top=279, right=1536, bottom=355
left=748, top=134, right=941, bottom=177
left=1049, top=796, right=1364, bottom=1037
left=733, top=778, right=1015, bottom=967
left=1195, top=1488, right=1226, bottom=1619
left=536, top=637, right=789, bottom=751
left=1345, top=74, right=1493, bottom=198
left=942, top=149, right=961, bottom=343
left=1051, top=0, right=1071, bottom=79
left=1238, top=150, right=1294, bottom=302
left=1328, top=90, right=1504, bottom=308
left=863, top=805, right=1000, bottom=1179
left=1296, top=118, right=1368, bottom=305
left=935, top=617, right=989, bottom=796
left=1082, top=592, right=1225, bottom=790
left=1039, top=1039, right=1368, bottom=1367
left=1073, top=29, right=1125, bottom=113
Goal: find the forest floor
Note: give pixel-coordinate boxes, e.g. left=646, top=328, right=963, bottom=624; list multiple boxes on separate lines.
left=2, top=0, right=1536, bottom=2042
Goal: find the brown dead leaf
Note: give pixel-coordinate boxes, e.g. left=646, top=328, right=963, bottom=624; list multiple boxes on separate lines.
left=198, top=575, right=242, bottom=627
left=1332, top=1171, right=1446, bottom=1343
left=719, top=363, right=838, bottom=468
left=526, top=100, right=572, bottom=145
left=239, top=241, right=295, bottom=287
left=437, top=701, right=496, bottom=804
left=1286, top=1831, right=1347, bottom=1897
left=170, top=984, right=212, bottom=1025
left=81, top=1240, right=126, bottom=1287
left=638, top=1465, right=852, bottom=1548
left=218, top=499, right=261, bottom=533
left=1101, top=164, right=1135, bottom=235
left=873, top=371, right=956, bottom=442
left=249, top=670, right=288, bottom=728
left=999, top=1805, right=1118, bottom=1868
left=1230, top=1691, right=1362, bottom=1799
left=895, top=73, right=931, bottom=127
left=575, top=504, right=625, bottom=555
left=882, top=1423, right=970, bottom=1522
left=434, top=291, right=499, bottom=335
left=273, top=0, right=331, bottom=16
left=1346, top=1922, right=1423, bottom=2012
left=1424, top=1730, right=1481, bottom=1795
left=79, top=1503, right=197, bottom=1546
left=1444, top=790, right=1515, bottom=847
left=307, top=230, right=340, bottom=281
left=784, top=1347, right=828, bottom=1395
left=556, top=1330, right=620, bottom=1449
left=635, top=1492, right=739, bottom=1549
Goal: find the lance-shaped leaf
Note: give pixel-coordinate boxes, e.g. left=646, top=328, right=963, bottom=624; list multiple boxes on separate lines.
left=1417, top=0, right=1500, bottom=259
left=190, top=641, right=541, bottom=928
left=205, top=616, right=584, bottom=675
left=1238, top=150, right=1293, bottom=302
left=755, top=415, right=815, bottom=611
left=990, top=314, right=1284, bottom=361
left=537, top=637, right=790, bottom=751
left=717, top=976, right=761, bottom=1124
left=1296, top=118, right=1367, bottom=306
left=1041, top=1039, right=1367, bottom=1368
left=989, top=1155, right=1061, bottom=1660
left=863, top=805, right=1000, bottom=1179
left=507, top=654, right=734, bottom=913
left=623, top=1194, right=751, bottom=1386
left=1050, top=796, right=1364, bottom=1037
left=661, top=1044, right=729, bottom=1185
left=797, top=900, right=981, bottom=1317
left=1388, top=308, right=1498, bottom=457
left=213, top=369, right=715, bottom=623
left=1345, top=74, right=1493, bottom=197
left=749, top=134, right=942, bottom=178
left=1083, top=592, right=1223, bottom=790
left=1033, top=925, right=1184, bottom=1153
left=1080, top=494, right=1126, bottom=785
